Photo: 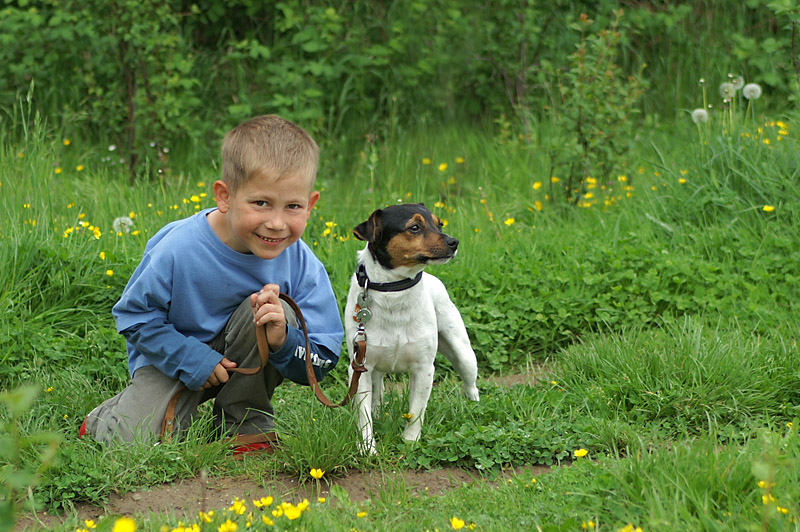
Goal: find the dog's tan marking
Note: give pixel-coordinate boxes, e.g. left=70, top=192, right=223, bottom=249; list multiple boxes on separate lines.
left=385, top=213, right=449, bottom=267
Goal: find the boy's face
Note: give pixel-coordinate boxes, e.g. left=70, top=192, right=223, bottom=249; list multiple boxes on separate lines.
left=211, top=170, right=319, bottom=260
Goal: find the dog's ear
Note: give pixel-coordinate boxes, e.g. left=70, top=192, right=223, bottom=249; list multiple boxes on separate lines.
left=353, top=209, right=382, bottom=242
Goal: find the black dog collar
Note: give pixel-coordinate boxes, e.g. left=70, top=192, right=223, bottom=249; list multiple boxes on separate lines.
left=356, top=264, right=422, bottom=292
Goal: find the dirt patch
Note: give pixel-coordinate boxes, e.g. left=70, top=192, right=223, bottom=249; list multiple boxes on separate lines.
left=16, top=466, right=550, bottom=530
left=16, top=371, right=551, bottom=530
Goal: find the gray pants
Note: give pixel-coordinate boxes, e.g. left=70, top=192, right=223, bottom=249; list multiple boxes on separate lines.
left=85, top=298, right=296, bottom=444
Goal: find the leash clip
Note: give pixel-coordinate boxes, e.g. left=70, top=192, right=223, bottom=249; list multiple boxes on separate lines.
left=351, top=325, right=367, bottom=368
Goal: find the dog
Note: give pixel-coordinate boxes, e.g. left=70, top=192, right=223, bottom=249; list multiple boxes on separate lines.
left=345, top=203, right=480, bottom=453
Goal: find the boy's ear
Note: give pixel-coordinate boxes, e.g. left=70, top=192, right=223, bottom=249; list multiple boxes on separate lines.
left=353, top=210, right=382, bottom=242
left=213, top=180, right=231, bottom=213
left=306, top=190, right=321, bottom=219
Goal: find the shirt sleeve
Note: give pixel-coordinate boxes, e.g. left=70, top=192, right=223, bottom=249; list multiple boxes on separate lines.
left=267, top=248, right=344, bottom=384
left=267, top=326, right=339, bottom=384
left=113, top=250, right=222, bottom=391
left=123, top=319, right=223, bottom=391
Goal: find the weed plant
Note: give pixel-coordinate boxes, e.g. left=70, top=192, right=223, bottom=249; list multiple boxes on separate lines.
left=2, top=101, right=800, bottom=529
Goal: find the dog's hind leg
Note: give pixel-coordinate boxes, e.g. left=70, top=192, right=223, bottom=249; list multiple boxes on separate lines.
left=403, top=368, right=435, bottom=442
left=437, top=323, right=480, bottom=402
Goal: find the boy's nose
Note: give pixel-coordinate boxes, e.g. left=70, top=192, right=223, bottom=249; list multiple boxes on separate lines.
left=263, top=211, right=286, bottom=230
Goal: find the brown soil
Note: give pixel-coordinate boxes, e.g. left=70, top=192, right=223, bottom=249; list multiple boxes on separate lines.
left=16, top=371, right=550, bottom=530
left=16, top=465, right=550, bottom=531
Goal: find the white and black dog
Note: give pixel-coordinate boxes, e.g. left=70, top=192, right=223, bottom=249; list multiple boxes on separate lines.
left=345, top=203, right=479, bottom=453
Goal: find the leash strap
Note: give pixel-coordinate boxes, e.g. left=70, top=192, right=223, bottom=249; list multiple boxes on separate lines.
left=161, top=293, right=364, bottom=440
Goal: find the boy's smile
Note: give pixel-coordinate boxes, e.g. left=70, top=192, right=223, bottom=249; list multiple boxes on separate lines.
left=208, top=170, right=320, bottom=260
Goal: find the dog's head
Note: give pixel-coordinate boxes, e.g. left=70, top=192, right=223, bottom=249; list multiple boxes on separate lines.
left=353, top=203, right=459, bottom=270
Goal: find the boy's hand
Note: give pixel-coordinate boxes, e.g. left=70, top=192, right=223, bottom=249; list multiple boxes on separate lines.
left=203, top=357, right=237, bottom=389
left=251, top=284, right=287, bottom=350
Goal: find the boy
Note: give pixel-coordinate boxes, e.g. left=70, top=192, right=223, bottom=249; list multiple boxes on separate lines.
left=82, top=115, right=344, bottom=451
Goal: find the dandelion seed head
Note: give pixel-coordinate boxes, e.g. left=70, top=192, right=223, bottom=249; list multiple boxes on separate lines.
left=743, top=83, right=762, bottom=100
left=730, top=75, right=745, bottom=90
left=719, top=82, right=736, bottom=99
left=113, top=216, right=134, bottom=234
left=691, top=109, right=709, bottom=124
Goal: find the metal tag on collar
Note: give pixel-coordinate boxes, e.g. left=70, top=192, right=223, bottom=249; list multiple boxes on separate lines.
left=357, top=291, right=371, bottom=308
left=355, top=307, right=372, bottom=324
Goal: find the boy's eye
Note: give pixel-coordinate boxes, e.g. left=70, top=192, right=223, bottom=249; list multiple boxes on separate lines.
left=254, top=200, right=269, bottom=207
left=287, top=204, right=302, bottom=210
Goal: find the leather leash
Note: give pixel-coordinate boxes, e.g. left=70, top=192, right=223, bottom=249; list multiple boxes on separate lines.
left=161, top=293, right=366, bottom=441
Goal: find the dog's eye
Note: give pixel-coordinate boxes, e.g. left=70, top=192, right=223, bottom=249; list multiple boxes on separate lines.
left=408, top=224, right=421, bottom=233
left=437, top=220, right=444, bottom=229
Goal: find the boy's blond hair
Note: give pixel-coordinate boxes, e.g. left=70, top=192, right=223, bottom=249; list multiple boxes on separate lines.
left=221, top=115, right=319, bottom=192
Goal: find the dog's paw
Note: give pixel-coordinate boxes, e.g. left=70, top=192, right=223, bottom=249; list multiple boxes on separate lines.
left=359, top=440, right=378, bottom=456
left=465, top=386, right=480, bottom=401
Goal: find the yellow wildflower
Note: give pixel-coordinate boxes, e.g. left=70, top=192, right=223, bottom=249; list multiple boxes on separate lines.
left=218, top=519, right=238, bottom=532
left=533, top=181, right=542, bottom=190
left=455, top=157, right=465, bottom=164
left=310, top=468, right=325, bottom=479
left=422, top=157, right=431, bottom=165
left=573, top=448, right=589, bottom=458
left=55, top=167, right=62, bottom=174
left=64, top=139, right=71, bottom=146
left=253, top=496, right=273, bottom=508
left=357, top=511, right=367, bottom=518
left=763, top=205, right=775, bottom=212
left=228, top=498, right=247, bottom=515
left=439, top=163, right=448, bottom=172
left=112, top=517, right=136, bottom=532
left=76, top=165, right=84, bottom=172
left=106, top=270, right=114, bottom=277
left=450, top=516, right=466, bottom=530
left=284, top=505, right=302, bottom=520
left=261, top=515, right=274, bottom=526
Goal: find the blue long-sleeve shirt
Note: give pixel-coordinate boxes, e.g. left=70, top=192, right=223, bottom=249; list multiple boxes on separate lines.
left=112, top=208, right=343, bottom=391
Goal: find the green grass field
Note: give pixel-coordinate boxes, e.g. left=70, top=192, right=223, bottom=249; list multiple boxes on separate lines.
left=2, top=103, right=800, bottom=531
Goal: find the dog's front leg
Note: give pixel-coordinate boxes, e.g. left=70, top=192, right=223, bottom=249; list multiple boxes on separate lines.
left=354, top=376, right=377, bottom=454
left=371, top=370, right=385, bottom=417
left=402, top=367, right=435, bottom=442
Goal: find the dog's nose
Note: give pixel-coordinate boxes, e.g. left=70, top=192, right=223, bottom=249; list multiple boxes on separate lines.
left=445, top=236, right=459, bottom=250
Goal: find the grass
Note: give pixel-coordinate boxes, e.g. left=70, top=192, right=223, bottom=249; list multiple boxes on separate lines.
left=2, top=107, right=800, bottom=530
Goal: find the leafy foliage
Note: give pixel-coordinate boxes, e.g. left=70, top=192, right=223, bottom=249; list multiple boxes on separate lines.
left=1, top=0, right=796, bottom=179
